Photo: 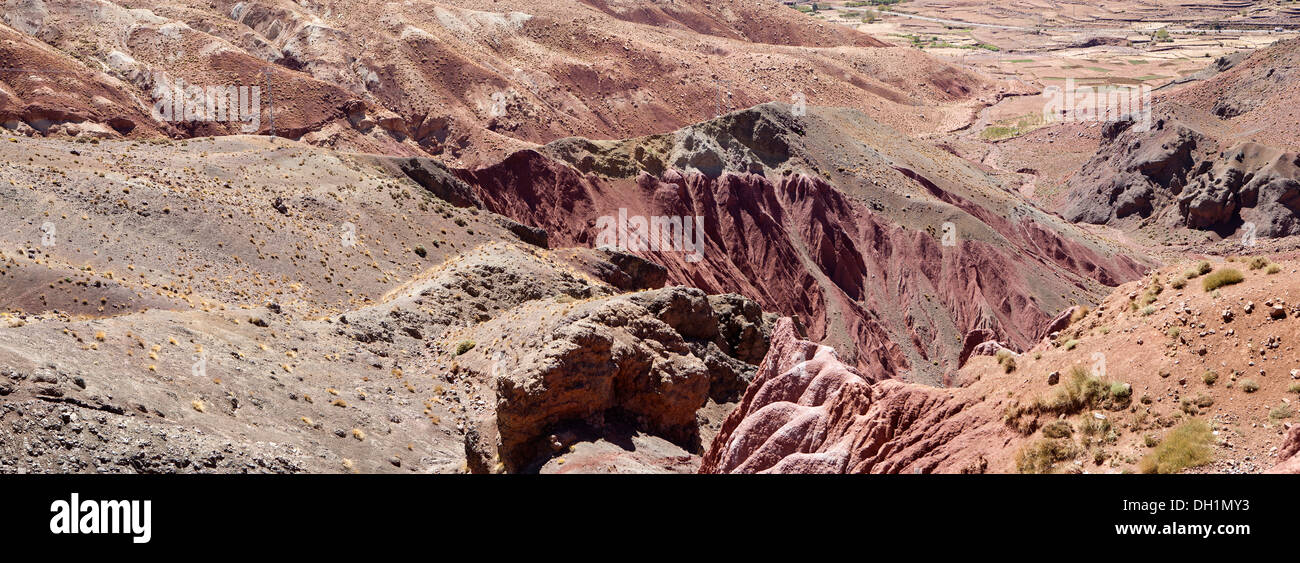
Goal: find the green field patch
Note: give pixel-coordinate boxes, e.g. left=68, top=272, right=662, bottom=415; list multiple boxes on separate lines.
left=979, top=113, right=1047, bottom=141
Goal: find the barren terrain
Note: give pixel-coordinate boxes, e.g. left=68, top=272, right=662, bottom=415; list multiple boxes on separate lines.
left=2, top=0, right=1299, bottom=474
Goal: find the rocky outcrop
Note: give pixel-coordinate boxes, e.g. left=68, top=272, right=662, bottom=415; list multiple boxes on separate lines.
left=1067, top=118, right=1300, bottom=237
left=700, top=318, right=1011, bottom=474
left=1064, top=39, right=1300, bottom=239
left=1036, top=306, right=1080, bottom=342
left=388, top=157, right=484, bottom=209
left=1064, top=115, right=1212, bottom=225
left=557, top=247, right=669, bottom=291
left=491, top=296, right=710, bottom=472
left=1178, top=143, right=1300, bottom=236
left=958, top=328, right=997, bottom=367
left=456, top=286, right=771, bottom=472
left=1267, top=426, right=1300, bottom=474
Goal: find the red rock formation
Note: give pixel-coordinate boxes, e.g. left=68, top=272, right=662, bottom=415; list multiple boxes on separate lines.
left=1267, top=426, right=1300, bottom=474
left=958, top=328, right=996, bottom=367
left=454, top=129, right=1144, bottom=382
left=700, top=318, right=1013, bottom=474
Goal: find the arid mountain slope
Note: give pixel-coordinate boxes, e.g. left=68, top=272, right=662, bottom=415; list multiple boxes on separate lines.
left=454, top=103, right=1146, bottom=384
left=705, top=258, right=1300, bottom=474
left=0, top=133, right=771, bottom=473
left=1, top=0, right=1010, bottom=165
left=1064, top=39, right=1300, bottom=244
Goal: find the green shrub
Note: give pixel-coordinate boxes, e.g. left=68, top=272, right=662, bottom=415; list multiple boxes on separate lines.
left=1139, top=420, right=1213, bottom=474
left=1202, top=268, right=1244, bottom=291
left=1289, top=382, right=1300, bottom=394
left=1248, top=256, right=1270, bottom=270
left=1241, top=379, right=1259, bottom=393
left=455, top=340, right=476, bottom=355
left=1063, top=339, right=1080, bottom=351
left=1202, top=370, right=1217, bottom=385
left=1266, top=263, right=1281, bottom=274
left=1110, top=382, right=1132, bottom=399
left=1170, top=276, right=1187, bottom=289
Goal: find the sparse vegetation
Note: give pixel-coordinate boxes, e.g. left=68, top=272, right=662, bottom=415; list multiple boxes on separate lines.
left=1202, top=370, right=1218, bottom=385
left=1003, top=366, right=1123, bottom=434
left=996, top=349, right=1017, bottom=373
left=1241, top=379, right=1260, bottom=393
left=979, top=113, right=1046, bottom=140
left=1181, top=394, right=1214, bottom=415
left=1139, top=419, right=1213, bottom=474
left=1270, top=404, right=1293, bottom=422
left=1136, top=277, right=1163, bottom=307
left=1015, top=438, right=1078, bottom=473
left=1202, top=268, right=1243, bottom=291
left=1041, top=420, right=1073, bottom=438
left=455, top=340, right=476, bottom=355
left=1109, top=382, right=1131, bottom=399
left=1184, top=260, right=1212, bottom=279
